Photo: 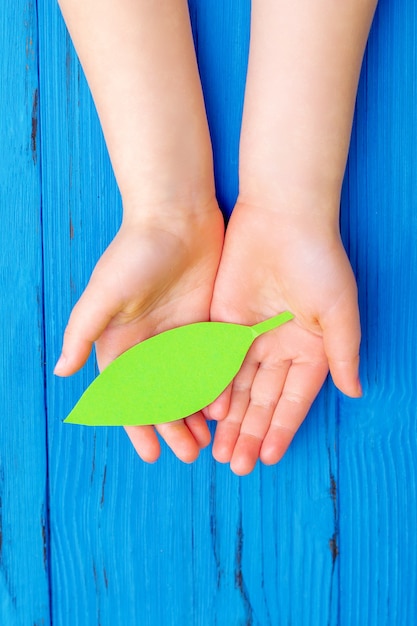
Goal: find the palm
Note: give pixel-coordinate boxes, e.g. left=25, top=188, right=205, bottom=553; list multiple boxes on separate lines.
left=60, top=206, right=224, bottom=463
left=93, top=224, right=221, bottom=362
left=208, top=202, right=360, bottom=475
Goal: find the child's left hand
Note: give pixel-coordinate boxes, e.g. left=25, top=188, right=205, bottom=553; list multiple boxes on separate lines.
left=206, top=201, right=361, bottom=475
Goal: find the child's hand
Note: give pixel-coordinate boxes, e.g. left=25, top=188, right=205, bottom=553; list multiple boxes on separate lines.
left=55, top=202, right=224, bottom=464
left=206, top=201, right=361, bottom=475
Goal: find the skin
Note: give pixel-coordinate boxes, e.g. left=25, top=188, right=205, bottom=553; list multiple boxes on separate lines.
left=207, top=0, right=378, bottom=475
left=55, top=0, right=224, bottom=462
left=56, top=0, right=378, bottom=473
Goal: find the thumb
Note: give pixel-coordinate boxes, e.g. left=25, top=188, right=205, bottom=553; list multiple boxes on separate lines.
left=54, top=282, right=119, bottom=377
left=321, top=299, right=362, bottom=398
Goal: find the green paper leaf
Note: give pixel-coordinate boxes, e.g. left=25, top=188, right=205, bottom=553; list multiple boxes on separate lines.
left=64, top=311, right=294, bottom=426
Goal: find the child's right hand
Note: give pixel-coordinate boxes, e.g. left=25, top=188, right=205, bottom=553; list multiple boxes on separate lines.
left=55, top=201, right=224, bottom=464
left=57, top=0, right=224, bottom=464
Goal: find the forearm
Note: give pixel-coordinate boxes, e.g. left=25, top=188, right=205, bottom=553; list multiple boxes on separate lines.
left=58, top=0, right=214, bottom=214
left=239, top=0, right=377, bottom=223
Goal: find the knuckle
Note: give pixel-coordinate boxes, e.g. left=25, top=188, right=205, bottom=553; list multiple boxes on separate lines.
left=250, top=394, right=277, bottom=411
left=239, top=430, right=263, bottom=444
left=281, top=390, right=310, bottom=406
left=232, top=379, right=251, bottom=393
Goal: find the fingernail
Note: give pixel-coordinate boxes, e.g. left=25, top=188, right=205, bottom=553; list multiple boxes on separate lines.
left=54, top=354, right=67, bottom=375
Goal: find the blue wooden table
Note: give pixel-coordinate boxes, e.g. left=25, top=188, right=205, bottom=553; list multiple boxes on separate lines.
left=1, top=0, right=416, bottom=623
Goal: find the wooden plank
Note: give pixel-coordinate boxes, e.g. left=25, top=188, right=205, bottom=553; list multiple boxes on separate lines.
left=39, top=1, right=339, bottom=624
left=0, top=1, right=50, bottom=623
left=38, top=4, right=127, bottom=624
left=191, top=2, right=340, bottom=623
left=339, top=0, right=417, bottom=622
left=38, top=4, right=210, bottom=624
left=189, top=0, right=251, bottom=218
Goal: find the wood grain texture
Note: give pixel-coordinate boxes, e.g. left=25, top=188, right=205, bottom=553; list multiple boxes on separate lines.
left=339, top=0, right=417, bottom=623
left=189, top=0, right=251, bottom=219
left=1, top=0, right=414, bottom=624
left=38, top=1, right=337, bottom=624
left=0, top=1, right=50, bottom=624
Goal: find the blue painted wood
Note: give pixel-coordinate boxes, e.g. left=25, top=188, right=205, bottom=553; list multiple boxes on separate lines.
left=0, top=1, right=50, bottom=624
left=189, top=0, right=251, bottom=218
left=1, top=0, right=416, bottom=624
left=339, top=0, right=417, bottom=623
left=38, top=1, right=337, bottom=624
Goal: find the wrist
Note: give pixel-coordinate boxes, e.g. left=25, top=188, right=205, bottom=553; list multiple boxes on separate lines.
left=232, top=196, right=342, bottom=243
left=236, top=187, right=341, bottom=233
left=120, top=147, right=217, bottom=222
left=117, top=130, right=216, bottom=211
left=121, top=194, right=223, bottom=233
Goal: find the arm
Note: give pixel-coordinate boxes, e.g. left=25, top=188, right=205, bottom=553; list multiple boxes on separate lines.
left=55, top=0, right=224, bottom=462
left=57, top=0, right=214, bottom=212
left=240, top=0, right=377, bottom=224
left=209, top=0, right=377, bottom=474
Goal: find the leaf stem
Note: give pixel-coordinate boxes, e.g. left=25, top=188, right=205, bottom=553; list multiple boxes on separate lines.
left=251, top=311, right=294, bottom=337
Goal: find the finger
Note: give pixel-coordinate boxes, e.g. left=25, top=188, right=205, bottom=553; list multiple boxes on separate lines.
left=322, top=298, right=362, bottom=397
left=124, top=425, right=161, bottom=463
left=260, top=360, right=328, bottom=465
left=156, top=420, right=201, bottom=464
left=212, top=358, right=258, bottom=463
left=229, top=433, right=263, bottom=476
left=54, top=282, right=120, bottom=376
left=212, top=419, right=243, bottom=464
left=205, top=383, right=232, bottom=421
left=229, top=360, right=290, bottom=476
left=184, top=412, right=211, bottom=449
